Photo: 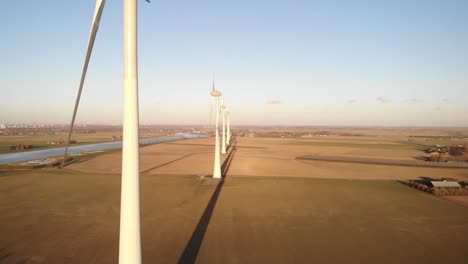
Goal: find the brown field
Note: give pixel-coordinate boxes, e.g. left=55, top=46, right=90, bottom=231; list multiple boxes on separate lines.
left=66, top=137, right=468, bottom=181
left=1, top=135, right=468, bottom=263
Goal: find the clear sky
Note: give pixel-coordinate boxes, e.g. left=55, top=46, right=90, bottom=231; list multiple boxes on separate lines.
left=2, top=0, right=467, bottom=126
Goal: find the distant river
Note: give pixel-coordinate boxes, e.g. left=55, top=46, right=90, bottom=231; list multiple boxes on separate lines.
left=0, top=133, right=206, bottom=165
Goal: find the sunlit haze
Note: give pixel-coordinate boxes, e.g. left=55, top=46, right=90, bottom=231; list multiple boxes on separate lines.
left=2, top=0, right=467, bottom=126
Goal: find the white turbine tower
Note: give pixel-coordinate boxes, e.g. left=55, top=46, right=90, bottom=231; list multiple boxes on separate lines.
left=61, top=0, right=146, bottom=263
left=119, top=0, right=142, bottom=263
left=226, top=108, right=231, bottom=145
left=211, top=77, right=222, bottom=178
left=221, top=104, right=227, bottom=154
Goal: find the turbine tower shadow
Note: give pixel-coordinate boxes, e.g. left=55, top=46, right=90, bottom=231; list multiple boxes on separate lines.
left=225, top=135, right=237, bottom=153
left=177, top=141, right=237, bottom=264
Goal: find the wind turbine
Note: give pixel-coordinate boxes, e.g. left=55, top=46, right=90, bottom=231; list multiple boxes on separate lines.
left=221, top=104, right=227, bottom=154
left=119, top=0, right=143, bottom=263
left=210, top=76, right=222, bottom=178
left=61, top=0, right=146, bottom=263
left=226, top=108, right=231, bottom=145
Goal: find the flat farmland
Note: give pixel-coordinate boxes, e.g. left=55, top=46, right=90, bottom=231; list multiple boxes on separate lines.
left=66, top=137, right=468, bottom=181
left=66, top=140, right=213, bottom=174
left=2, top=135, right=468, bottom=263
left=1, top=170, right=467, bottom=264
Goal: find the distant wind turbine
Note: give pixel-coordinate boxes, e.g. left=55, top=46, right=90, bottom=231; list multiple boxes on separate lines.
left=61, top=0, right=147, bottom=263
left=221, top=104, right=227, bottom=154
left=226, top=108, right=231, bottom=145
left=210, top=76, right=222, bottom=178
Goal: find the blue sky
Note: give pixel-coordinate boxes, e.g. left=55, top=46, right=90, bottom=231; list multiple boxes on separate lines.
left=1, top=0, right=467, bottom=126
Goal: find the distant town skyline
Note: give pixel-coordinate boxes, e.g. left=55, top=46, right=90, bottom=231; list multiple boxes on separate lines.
left=2, top=0, right=468, bottom=126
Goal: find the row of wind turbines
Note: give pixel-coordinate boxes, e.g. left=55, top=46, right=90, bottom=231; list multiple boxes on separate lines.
left=210, top=78, right=233, bottom=179
left=60, top=1, right=233, bottom=263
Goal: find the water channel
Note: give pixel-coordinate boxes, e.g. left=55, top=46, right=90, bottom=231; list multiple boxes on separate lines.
left=0, top=133, right=206, bottom=165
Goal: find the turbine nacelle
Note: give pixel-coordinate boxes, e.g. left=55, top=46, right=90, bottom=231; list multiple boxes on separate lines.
left=210, top=90, right=222, bottom=97
left=211, top=73, right=222, bottom=97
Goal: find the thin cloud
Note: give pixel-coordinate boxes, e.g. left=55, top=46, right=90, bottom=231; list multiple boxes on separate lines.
left=405, top=98, right=423, bottom=103
left=376, top=97, right=390, bottom=103
left=442, top=98, right=449, bottom=103
left=434, top=106, right=441, bottom=111
left=347, top=99, right=357, bottom=104
left=267, top=100, right=282, bottom=105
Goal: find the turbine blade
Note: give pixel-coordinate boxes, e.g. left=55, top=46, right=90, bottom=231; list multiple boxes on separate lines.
left=61, top=0, right=107, bottom=167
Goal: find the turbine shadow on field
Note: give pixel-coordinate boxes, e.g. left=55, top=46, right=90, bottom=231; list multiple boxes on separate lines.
left=177, top=141, right=237, bottom=264
left=225, top=136, right=237, bottom=153
left=222, top=142, right=237, bottom=176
